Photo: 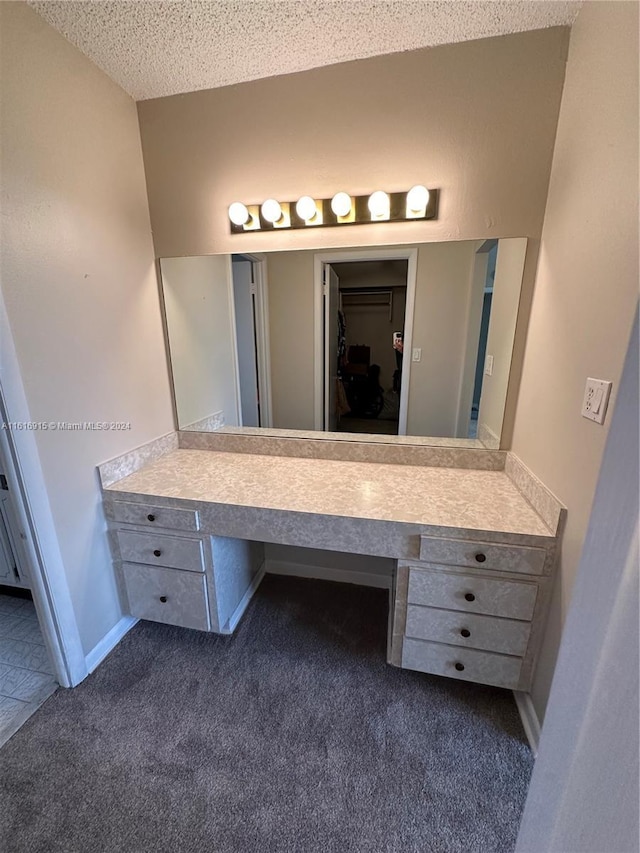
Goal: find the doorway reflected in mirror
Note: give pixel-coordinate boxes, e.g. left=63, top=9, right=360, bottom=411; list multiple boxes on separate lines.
left=327, top=257, right=408, bottom=436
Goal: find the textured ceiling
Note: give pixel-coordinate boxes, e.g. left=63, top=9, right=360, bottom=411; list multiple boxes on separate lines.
left=29, top=0, right=582, bottom=101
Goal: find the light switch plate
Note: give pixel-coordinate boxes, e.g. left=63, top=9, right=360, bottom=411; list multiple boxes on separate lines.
left=484, top=354, right=494, bottom=376
left=412, top=348, right=422, bottom=362
left=582, top=378, right=612, bottom=424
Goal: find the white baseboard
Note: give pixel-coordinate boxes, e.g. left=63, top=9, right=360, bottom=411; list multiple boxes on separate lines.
left=223, top=563, right=266, bottom=634
left=85, top=615, right=138, bottom=674
left=265, top=559, right=392, bottom=590
left=513, top=690, right=541, bottom=756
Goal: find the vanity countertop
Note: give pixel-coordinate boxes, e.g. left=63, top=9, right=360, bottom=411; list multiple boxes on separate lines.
left=104, top=449, right=554, bottom=539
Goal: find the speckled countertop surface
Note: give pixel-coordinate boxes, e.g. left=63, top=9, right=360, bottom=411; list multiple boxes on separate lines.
left=105, top=449, right=553, bottom=537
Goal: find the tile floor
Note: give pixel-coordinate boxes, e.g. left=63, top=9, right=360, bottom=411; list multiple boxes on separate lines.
left=0, top=593, right=57, bottom=747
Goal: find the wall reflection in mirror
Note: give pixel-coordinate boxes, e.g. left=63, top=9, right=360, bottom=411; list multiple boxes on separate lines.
left=159, top=238, right=527, bottom=448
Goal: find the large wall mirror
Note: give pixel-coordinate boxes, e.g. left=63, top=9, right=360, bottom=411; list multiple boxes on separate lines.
left=159, top=238, right=527, bottom=449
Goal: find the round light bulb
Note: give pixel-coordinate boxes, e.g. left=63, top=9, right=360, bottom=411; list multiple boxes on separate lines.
left=228, top=202, right=249, bottom=226
left=296, top=195, right=317, bottom=221
left=407, top=185, right=430, bottom=213
left=368, top=190, right=390, bottom=218
left=261, top=198, right=283, bottom=224
left=331, top=192, right=352, bottom=218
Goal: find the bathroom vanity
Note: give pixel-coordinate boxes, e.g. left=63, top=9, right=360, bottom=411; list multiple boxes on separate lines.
left=100, top=430, right=564, bottom=693
left=97, top=232, right=567, bottom=702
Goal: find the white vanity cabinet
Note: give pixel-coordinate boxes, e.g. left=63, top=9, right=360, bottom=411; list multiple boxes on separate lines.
left=105, top=499, right=264, bottom=635
left=390, top=535, right=555, bottom=691
left=100, top=441, right=564, bottom=694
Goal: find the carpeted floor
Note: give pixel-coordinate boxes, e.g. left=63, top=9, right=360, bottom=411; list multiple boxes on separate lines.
left=0, top=575, right=533, bottom=853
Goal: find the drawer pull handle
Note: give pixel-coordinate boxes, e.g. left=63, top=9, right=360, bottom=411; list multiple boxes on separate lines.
left=153, top=549, right=162, bottom=557
left=454, top=662, right=465, bottom=672
left=464, top=592, right=476, bottom=602
left=460, top=628, right=471, bottom=638
left=147, top=514, right=156, bottom=522
left=474, top=552, right=486, bottom=563
left=159, top=595, right=168, bottom=604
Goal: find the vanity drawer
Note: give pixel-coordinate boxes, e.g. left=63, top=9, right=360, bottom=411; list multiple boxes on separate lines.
left=405, top=604, right=531, bottom=656
left=110, top=501, right=199, bottom=532
left=407, top=567, right=538, bottom=621
left=402, top=637, right=522, bottom=690
left=116, top=530, right=205, bottom=572
left=418, top=536, right=546, bottom=575
left=122, top=563, right=210, bottom=631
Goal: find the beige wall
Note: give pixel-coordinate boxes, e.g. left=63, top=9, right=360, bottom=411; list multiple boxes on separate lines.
left=407, top=242, right=477, bottom=436
left=0, top=3, right=174, bottom=655
left=265, top=250, right=316, bottom=430
left=477, top=238, right=527, bottom=446
left=511, top=1, right=639, bottom=719
left=457, top=247, right=489, bottom=438
left=160, top=256, right=239, bottom=428
left=137, top=28, right=568, bottom=259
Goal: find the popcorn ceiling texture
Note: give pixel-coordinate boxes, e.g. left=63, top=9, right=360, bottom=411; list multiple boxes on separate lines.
left=29, top=0, right=581, bottom=101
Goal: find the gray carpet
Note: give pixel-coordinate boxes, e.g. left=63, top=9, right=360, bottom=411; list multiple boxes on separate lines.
left=0, top=575, right=533, bottom=853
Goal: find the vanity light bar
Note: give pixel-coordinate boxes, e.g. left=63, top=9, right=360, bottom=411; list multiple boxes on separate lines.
left=228, top=186, right=439, bottom=233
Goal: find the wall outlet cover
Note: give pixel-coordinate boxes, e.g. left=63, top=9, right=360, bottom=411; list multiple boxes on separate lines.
left=582, top=378, right=612, bottom=424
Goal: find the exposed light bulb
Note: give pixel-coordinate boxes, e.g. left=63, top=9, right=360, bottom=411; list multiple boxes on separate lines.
left=407, top=185, right=429, bottom=213
left=228, top=202, right=250, bottom=226
left=368, top=190, right=390, bottom=218
left=261, top=198, right=283, bottom=224
left=331, top=192, right=352, bottom=218
left=296, top=195, right=317, bottom=221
